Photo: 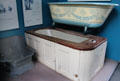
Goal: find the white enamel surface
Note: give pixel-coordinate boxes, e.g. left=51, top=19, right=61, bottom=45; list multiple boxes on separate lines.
left=35, top=29, right=89, bottom=43
left=25, top=33, right=107, bottom=81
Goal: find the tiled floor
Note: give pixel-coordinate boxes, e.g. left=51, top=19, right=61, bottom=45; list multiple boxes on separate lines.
left=8, top=59, right=118, bottom=81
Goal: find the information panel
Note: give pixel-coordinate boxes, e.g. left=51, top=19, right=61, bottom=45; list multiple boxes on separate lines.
left=0, top=0, right=19, bottom=31
left=22, top=0, right=43, bottom=27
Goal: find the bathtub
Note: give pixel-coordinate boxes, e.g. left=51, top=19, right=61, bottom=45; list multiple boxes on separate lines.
left=35, top=29, right=89, bottom=43
left=49, top=2, right=118, bottom=32
left=25, top=28, right=107, bottom=81
left=49, top=2, right=118, bottom=28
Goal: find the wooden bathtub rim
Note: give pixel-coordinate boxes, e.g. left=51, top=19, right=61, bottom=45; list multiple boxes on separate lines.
left=25, top=28, right=107, bottom=51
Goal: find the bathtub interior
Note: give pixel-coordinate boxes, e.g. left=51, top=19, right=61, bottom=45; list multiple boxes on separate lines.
left=35, top=29, right=89, bottom=43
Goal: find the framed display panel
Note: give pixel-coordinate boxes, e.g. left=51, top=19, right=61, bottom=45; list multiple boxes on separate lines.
left=22, top=0, right=43, bottom=27
left=0, top=0, right=19, bottom=31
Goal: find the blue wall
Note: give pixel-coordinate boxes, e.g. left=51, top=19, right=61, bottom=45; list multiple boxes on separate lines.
left=0, top=0, right=58, bottom=38
left=99, top=0, right=120, bottom=61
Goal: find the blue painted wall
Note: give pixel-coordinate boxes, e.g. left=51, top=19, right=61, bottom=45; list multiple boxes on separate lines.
left=99, top=0, right=120, bottom=61
left=0, top=0, right=58, bottom=38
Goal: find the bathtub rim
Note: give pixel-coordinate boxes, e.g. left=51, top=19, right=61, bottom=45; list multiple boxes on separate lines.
left=48, top=2, right=119, bottom=6
left=25, top=28, right=107, bottom=51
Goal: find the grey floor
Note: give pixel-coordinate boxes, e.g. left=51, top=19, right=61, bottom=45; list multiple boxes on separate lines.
left=109, top=64, right=120, bottom=81
left=9, top=59, right=118, bottom=81
left=9, top=63, right=71, bottom=81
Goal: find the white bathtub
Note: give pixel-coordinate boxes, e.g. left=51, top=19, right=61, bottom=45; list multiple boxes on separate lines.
left=25, top=29, right=107, bottom=81
left=35, top=29, right=89, bottom=43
